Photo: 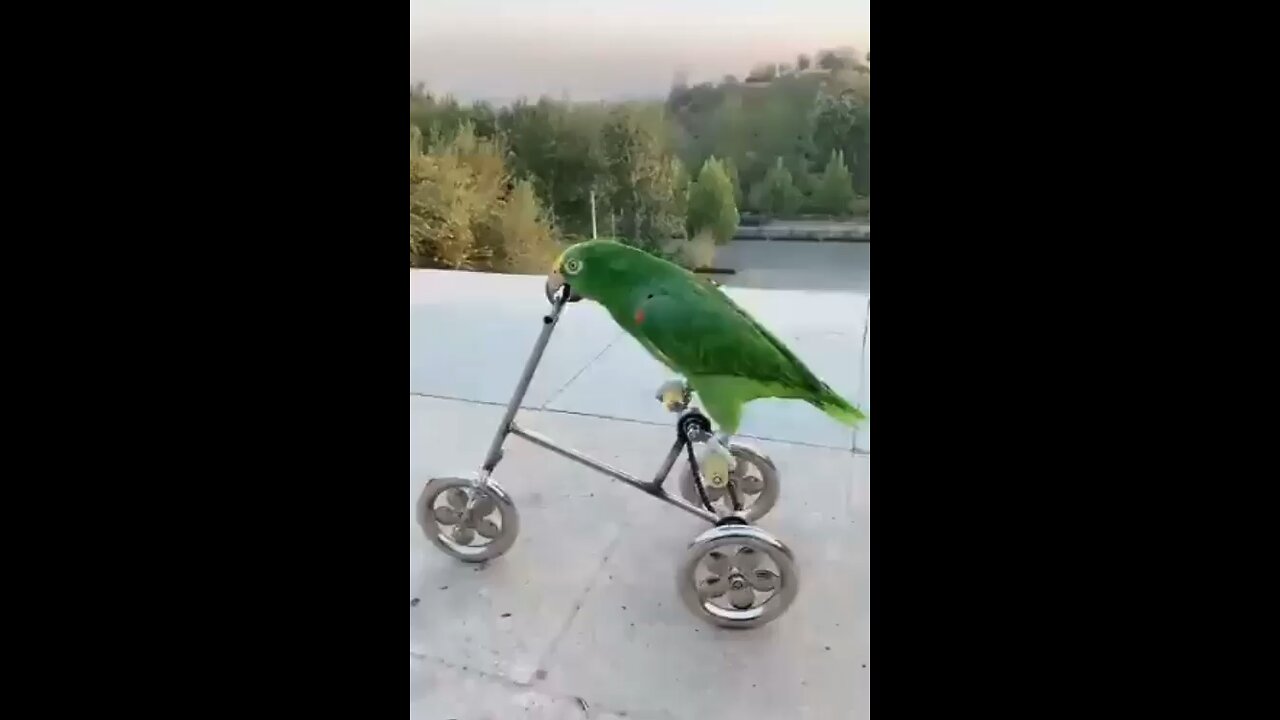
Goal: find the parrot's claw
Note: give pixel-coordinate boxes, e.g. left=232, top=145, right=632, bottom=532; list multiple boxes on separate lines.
left=655, top=379, right=692, bottom=413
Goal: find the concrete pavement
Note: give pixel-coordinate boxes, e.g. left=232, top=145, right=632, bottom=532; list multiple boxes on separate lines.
left=410, top=270, right=870, bottom=719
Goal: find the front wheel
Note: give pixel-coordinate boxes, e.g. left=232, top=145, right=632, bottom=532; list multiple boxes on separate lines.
left=415, top=476, right=520, bottom=563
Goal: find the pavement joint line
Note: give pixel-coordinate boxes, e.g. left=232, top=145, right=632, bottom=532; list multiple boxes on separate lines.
left=410, top=392, right=857, bottom=452
left=539, top=331, right=625, bottom=411
left=532, top=527, right=627, bottom=679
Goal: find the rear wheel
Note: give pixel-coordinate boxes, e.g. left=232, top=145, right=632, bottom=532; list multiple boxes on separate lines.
left=678, top=443, right=780, bottom=522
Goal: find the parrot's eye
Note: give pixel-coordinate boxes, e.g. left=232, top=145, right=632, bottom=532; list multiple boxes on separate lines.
left=564, top=258, right=583, bottom=275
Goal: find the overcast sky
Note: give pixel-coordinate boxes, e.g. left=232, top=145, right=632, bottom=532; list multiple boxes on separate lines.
left=409, top=0, right=870, bottom=103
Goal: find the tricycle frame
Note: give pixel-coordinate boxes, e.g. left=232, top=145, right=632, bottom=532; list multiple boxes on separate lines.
left=473, top=289, right=721, bottom=525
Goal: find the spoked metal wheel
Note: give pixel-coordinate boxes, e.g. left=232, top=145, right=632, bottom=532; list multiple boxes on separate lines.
left=678, top=524, right=799, bottom=629
left=415, top=476, right=520, bottom=563
left=678, top=443, right=780, bottom=522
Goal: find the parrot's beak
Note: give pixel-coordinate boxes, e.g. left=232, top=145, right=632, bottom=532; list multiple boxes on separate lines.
left=544, top=269, right=582, bottom=305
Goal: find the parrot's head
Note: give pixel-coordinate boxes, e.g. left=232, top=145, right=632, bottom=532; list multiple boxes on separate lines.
left=545, top=239, right=634, bottom=305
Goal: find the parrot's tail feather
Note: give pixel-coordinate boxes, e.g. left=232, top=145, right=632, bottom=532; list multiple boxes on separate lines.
left=823, top=402, right=867, bottom=427
left=813, top=390, right=867, bottom=428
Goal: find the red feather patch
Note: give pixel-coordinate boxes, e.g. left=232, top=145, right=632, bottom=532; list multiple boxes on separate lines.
left=634, top=307, right=645, bottom=324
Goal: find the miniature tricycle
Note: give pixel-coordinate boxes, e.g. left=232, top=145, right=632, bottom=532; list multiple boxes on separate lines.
left=415, top=286, right=799, bottom=629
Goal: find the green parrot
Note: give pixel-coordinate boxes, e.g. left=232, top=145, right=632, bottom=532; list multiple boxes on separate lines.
left=544, top=240, right=866, bottom=446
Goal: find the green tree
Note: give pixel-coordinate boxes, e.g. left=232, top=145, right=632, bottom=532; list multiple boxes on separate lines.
left=500, top=99, right=606, bottom=238
left=749, top=158, right=803, bottom=217
left=797, top=54, right=812, bottom=71
left=499, top=101, right=557, bottom=199
left=600, top=106, right=684, bottom=250
left=686, top=157, right=740, bottom=244
left=738, top=81, right=818, bottom=190
left=811, top=91, right=863, bottom=191
left=722, top=156, right=743, bottom=207
left=670, top=155, right=691, bottom=228
left=664, top=59, right=825, bottom=194
left=814, top=150, right=856, bottom=216
left=470, top=101, right=498, bottom=139
left=410, top=91, right=501, bottom=147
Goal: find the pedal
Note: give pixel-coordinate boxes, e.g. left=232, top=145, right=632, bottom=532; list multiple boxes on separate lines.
left=700, top=447, right=731, bottom=489
left=655, top=380, right=691, bottom=413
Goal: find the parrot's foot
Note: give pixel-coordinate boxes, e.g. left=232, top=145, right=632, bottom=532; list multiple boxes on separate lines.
left=654, top=379, right=692, bottom=413
left=697, top=434, right=738, bottom=489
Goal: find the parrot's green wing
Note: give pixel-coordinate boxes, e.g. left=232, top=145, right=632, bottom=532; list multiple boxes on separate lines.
left=626, top=279, right=864, bottom=427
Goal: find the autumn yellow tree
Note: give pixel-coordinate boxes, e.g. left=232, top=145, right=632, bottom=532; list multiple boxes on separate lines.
left=410, top=124, right=561, bottom=273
